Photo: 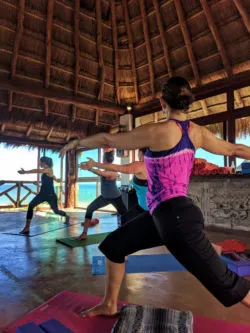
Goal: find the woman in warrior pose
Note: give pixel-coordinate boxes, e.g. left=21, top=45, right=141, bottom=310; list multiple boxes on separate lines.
left=18, top=156, right=70, bottom=234
left=81, top=148, right=149, bottom=221
left=77, top=150, right=127, bottom=240
left=61, top=76, right=250, bottom=315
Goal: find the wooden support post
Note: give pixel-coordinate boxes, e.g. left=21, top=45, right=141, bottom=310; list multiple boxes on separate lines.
left=16, top=182, right=21, bottom=208
left=60, top=155, right=64, bottom=208
left=65, top=150, right=76, bottom=208
left=95, top=110, right=100, bottom=126
left=123, top=0, right=139, bottom=103
left=223, top=121, right=227, bottom=167
left=9, top=0, right=25, bottom=112
left=37, top=147, right=41, bottom=193
left=227, top=90, right=235, bottom=167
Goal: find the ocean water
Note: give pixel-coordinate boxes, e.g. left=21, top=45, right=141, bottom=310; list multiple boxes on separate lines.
left=0, top=183, right=99, bottom=208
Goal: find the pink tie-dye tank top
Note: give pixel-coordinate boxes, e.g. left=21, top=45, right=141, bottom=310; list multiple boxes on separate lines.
left=144, top=119, right=195, bottom=214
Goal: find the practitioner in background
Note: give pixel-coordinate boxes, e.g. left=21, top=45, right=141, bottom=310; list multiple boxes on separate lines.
left=77, top=149, right=127, bottom=240
left=18, top=156, right=70, bottom=234
left=81, top=148, right=148, bottom=221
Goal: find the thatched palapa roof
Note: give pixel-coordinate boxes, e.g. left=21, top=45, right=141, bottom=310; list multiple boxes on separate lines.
left=0, top=0, right=250, bottom=148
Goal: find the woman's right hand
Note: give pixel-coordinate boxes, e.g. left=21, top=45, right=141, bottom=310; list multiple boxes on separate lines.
left=18, top=168, right=25, bottom=175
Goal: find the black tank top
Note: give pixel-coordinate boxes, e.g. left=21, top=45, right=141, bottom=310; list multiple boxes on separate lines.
left=40, top=174, right=55, bottom=195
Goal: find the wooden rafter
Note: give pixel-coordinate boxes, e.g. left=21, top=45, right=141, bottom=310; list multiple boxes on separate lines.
left=200, top=0, right=232, bottom=77
left=26, top=125, right=33, bottom=137
left=235, top=90, right=245, bottom=107
left=9, top=0, right=25, bottom=112
left=46, top=127, right=54, bottom=140
left=200, top=100, right=208, bottom=114
left=45, top=0, right=54, bottom=117
left=123, top=0, right=139, bottom=104
left=1, top=123, right=6, bottom=133
left=96, top=0, right=105, bottom=101
left=72, top=0, right=80, bottom=122
left=110, top=0, right=120, bottom=104
left=66, top=131, right=71, bottom=142
left=152, top=0, right=172, bottom=77
left=174, top=0, right=200, bottom=86
left=96, top=110, right=100, bottom=126
left=139, top=0, right=155, bottom=96
left=233, top=0, right=250, bottom=34
left=0, top=80, right=125, bottom=114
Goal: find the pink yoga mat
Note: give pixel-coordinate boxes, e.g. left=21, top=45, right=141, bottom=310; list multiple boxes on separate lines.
left=4, top=291, right=250, bottom=333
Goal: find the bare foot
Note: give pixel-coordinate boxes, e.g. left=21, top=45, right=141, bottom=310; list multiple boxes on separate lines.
left=241, top=291, right=250, bottom=308
left=77, top=232, right=88, bottom=241
left=212, top=244, right=222, bottom=256
left=20, top=227, right=30, bottom=234
left=79, top=302, right=118, bottom=318
left=65, top=215, right=70, bottom=224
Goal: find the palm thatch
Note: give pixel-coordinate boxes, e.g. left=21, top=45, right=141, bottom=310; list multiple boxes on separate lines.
left=0, top=0, right=250, bottom=147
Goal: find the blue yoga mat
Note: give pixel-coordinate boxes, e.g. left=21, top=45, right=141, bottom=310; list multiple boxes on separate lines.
left=92, top=254, right=230, bottom=275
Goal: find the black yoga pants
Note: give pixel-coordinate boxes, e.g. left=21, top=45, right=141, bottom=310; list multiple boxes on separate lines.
left=99, top=196, right=250, bottom=307
left=27, top=193, right=67, bottom=220
left=85, top=195, right=127, bottom=221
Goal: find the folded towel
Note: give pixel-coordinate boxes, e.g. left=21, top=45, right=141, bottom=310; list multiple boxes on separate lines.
left=112, top=305, right=193, bottom=333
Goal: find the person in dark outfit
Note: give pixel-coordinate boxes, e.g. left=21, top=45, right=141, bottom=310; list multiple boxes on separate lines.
left=77, top=150, right=127, bottom=241
left=18, top=156, right=69, bottom=234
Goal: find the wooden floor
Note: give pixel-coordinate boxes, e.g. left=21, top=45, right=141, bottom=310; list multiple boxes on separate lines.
left=0, top=210, right=250, bottom=331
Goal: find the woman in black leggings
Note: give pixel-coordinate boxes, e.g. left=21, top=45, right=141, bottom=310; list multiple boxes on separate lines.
left=18, top=156, right=69, bottom=234
left=77, top=150, right=127, bottom=240
left=61, top=76, right=250, bottom=315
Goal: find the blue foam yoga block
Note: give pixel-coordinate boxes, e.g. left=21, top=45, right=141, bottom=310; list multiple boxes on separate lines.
left=39, top=319, right=73, bottom=333
left=16, top=322, right=45, bottom=333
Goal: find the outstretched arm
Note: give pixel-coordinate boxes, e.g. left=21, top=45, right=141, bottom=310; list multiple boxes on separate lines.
left=200, top=127, right=250, bottom=159
left=18, top=168, right=50, bottom=175
left=60, top=124, right=156, bottom=157
left=88, top=168, right=118, bottom=180
left=85, top=159, right=143, bottom=175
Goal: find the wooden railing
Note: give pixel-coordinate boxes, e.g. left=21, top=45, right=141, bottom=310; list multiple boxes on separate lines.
left=0, top=181, right=65, bottom=208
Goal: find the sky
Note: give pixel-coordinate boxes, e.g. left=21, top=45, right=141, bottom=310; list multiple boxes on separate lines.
left=0, top=144, right=63, bottom=181
left=0, top=136, right=250, bottom=182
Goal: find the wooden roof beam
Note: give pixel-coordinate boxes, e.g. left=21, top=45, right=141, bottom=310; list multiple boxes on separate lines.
left=46, top=127, right=54, bottom=140
left=174, top=0, right=200, bottom=86
left=96, top=0, right=105, bottom=101
left=0, top=79, right=125, bottom=114
left=152, top=0, right=172, bottom=77
left=123, top=0, right=139, bottom=104
left=26, top=125, right=33, bottom=137
left=72, top=0, right=80, bottom=123
left=1, top=123, right=6, bottom=133
left=45, top=0, right=54, bottom=117
left=233, top=0, right=250, bottom=34
left=111, top=0, right=120, bottom=104
left=200, top=0, right=232, bottom=77
left=235, top=90, right=245, bottom=108
left=9, top=0, right=25, bottom=112
left=200, top=99, right=208, bottom=114
left=95, top=110, right=100, bottom=126
left=139, top=0, right=155, bottom=96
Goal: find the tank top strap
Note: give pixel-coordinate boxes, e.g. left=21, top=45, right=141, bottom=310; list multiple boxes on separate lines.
left=169, top=119, right=190, bottom=135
